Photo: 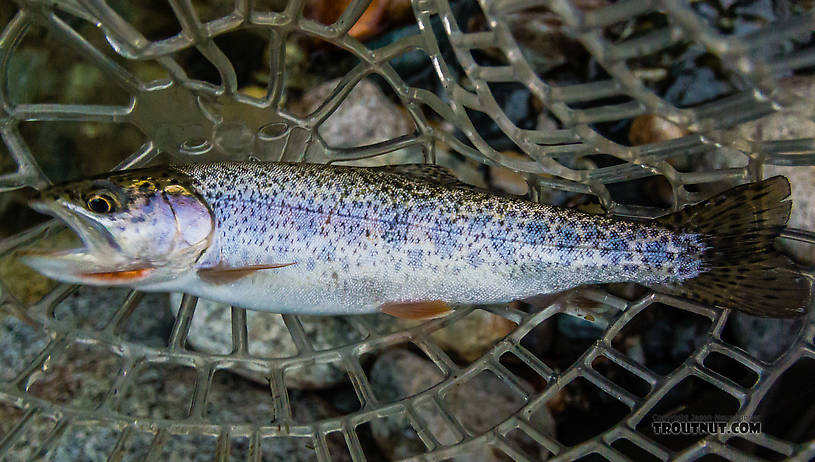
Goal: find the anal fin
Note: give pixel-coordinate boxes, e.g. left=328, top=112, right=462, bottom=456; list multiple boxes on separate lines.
left=380, top=300, right=452, bottom=320
left=198, top=262, right=296, bottom=285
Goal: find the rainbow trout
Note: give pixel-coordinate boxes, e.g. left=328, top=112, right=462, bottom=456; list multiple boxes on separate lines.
left=21, top=162, right=810, bottom=318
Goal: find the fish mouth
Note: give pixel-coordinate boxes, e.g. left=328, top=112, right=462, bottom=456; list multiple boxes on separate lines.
left=18, top=199, right=131, bottom=283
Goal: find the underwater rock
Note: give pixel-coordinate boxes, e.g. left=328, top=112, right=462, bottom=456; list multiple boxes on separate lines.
left=734, top=78, right=815, bottom=140
left=26, top=341, right=122, bottom=410
left=0, top=252, right=56, bottom=306
left=1, top=289, right=347, bottom=459
left=507, top=9, right=573, bottom=73
left=237, top=85, right=267, bottom=99
left=496, top=0, right=607, bottom=75
left=40, top=286, right=174, bottom=346
left=46, top=426, right=123, bottom=462
left=118, top=364, right=348, bottom=460
left=705, top=76, right=815, bottom=263
left=293, top=77, right=421, bottom=166
left=305, top=0, right=413, bottom=41
left=168, top=294, right=361, bottom=389
left=41, top=365, right=341, bottom=461
left=641, top=311, right=710, bottom=376
left=0, top=315, right=50, bottom=383
left=697, top=146, right=748, bottom=175
left=0, top=283, right=176, bottom=462
left=629, top=114, right=696, bottom=174
left=629, top=114, right=688, bottom=146
left=1, top=411, right=60, bottom=462
left=369, top=349, right=554, bottom=461
left=489, top=165, right=529, bottom=196
left=275, top=34, right=321, bottom=99
left=0, top=228, right=82, bottom=304
left=728, top=313, right=803, bottom=363
left=763, top=165, right=815, bottom=265
left=1, top=287, right=178, bottom=414
left=437, top=149, right=489, bottom=190
left=7, top=48, right=56, bottom=104
left=665, top=64, right=731, bottom=108
left=530, top=113, right=587, bottom=208
left=367, top=348, right=455, bottom=459
left=556, top=314, right=605, bottom=341
left=430, top=309, right=517, bottom=363
left=750, top=77, right=815, bottom=264
left=489, top=152, right=530, bottom=196
left=65, top=63, right=106, bottom=105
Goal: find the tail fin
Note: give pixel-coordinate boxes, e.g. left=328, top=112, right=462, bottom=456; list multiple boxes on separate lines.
left=658, top=176, right=811, bottom=318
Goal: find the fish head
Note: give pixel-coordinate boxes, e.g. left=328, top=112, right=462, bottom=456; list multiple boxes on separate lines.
left=20, top=168, right=213, bottom=286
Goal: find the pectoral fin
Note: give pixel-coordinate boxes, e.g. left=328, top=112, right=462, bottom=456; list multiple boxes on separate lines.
left=380, top=300, right=452, bottom=320
left=198, top=262, right=296, bottom=285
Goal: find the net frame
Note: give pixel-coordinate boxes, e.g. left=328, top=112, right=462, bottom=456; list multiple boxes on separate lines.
left=0, top=0, right=814, bottom=460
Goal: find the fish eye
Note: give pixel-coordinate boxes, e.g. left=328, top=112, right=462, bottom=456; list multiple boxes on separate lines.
left=86, top=194, right=116, bottom=214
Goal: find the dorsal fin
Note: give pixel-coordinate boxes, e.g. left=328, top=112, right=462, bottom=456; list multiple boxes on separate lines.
left=374, top=164, right=467, bottom=187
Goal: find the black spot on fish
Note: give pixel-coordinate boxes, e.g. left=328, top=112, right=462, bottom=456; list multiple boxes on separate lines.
left=560, top=225, right=580, bottom=246
left=407, top=249, right=424, bottom=268
left=467, top=250, right=483, bottom=267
